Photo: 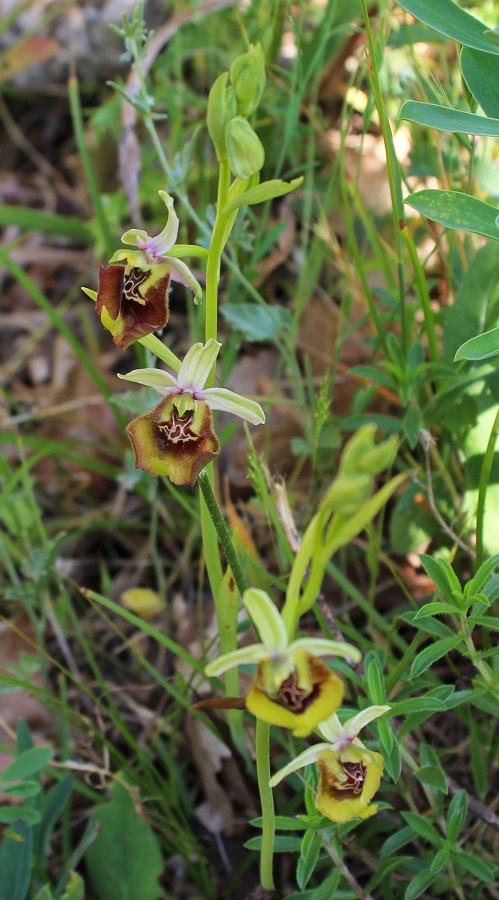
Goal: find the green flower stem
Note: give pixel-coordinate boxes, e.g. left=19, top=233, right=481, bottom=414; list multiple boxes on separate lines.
left=475, top=404, right=499, bottom=569
left=256, top=720, right=275, bottom=891
left=204, top=160, right=231, bottom=354
left=198, top=471, right=248, bottom=598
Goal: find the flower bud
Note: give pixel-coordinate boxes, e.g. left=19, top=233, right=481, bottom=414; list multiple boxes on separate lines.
left=230, top=43, right=266, bottom=117
left=339, top=425, right=398, bottom=477
left=226, top=116, right=265, bottom=179
left=322, top=473, right=373, bottom=515
left=207, top=72, right=237, bottom=161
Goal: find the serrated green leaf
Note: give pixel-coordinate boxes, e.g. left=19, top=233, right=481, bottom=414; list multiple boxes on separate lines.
left=399, top=100, right=499, bottom=136
left=410, top=636, right=461, bottom=678
left=415, top=602, right=454, bottom=618
left=397, top=0, right=499, bottom=55
left=405, top=190, right=499, bottom=240
left=468, top=615, right=499, bottom=631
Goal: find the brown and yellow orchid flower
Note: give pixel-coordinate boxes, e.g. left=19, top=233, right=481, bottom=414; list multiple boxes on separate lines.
left=205, top=589, right=361, bottom=737
left=270, top=705, right=390, bottom=823
left=119, top=339, right=265, bottom=487
left=96, top=191, right=202, bottom=350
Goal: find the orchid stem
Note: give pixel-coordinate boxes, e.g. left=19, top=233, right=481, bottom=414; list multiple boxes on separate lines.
left=256, top=720, right=275, bottom=891
left=198, top=471, right=248, bottom=598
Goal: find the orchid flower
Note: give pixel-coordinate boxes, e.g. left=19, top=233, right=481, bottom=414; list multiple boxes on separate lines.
left=119, top=339, right=265, bottom=486
left=205, top=589, right=361, bottom=737
left=96, top=191, right=202, bottom=350
left=270, top=705, right=390, bottom=823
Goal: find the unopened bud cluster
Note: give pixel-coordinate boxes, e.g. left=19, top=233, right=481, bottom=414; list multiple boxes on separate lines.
left=207, top=44, right=266, bottom=179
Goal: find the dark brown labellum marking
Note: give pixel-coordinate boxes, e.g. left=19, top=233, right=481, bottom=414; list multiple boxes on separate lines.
left=273, top=670, right=318, bottom=713
left=123, top=268, right=148, bottom=302
left=156, top=409, right=198, bottom=446
left=333, top=761, right=366, bottom=797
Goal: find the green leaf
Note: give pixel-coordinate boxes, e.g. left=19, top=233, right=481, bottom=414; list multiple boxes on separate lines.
left=297, top=830, right=322, bottom=890
left=417, top=766, right=448, bottom=793
left=383, top=737, right=402, bottom=783
left=365, top=654, right=386, bottom=704
left=419, top=554, right=461, bottom=599
left=405, top=190, right=499, bottom=240
left=1, top=747, right=53, bottom=784
left=410, top=635, right=461, bottom=678
left=391, top=696, right=447, bottom=715
left=0, top=806, right=41, bottom=825
left=380, top=825, right=414, bottom=860
left=399, top=100, right=499, bottom=136
left=402, top=610, right=455, bottom=639
left=404, top=869, right=439, bottom=900
left=85, top=778, right=164, bottom=900
left=396, top=0, right=499, bottom=55
left=461, top=47, right=499, bottom=118
left=402, top=812, right=442, bottom=846
left=245, top=834, right=302, bottom=852
left=223, top=176, right=303, bottom=213
left=430, top=848, right=449, bottom=874
left=442, top=242, right=499, bottom=364
left=464, top=555, right=499, bottom=598
left=34, top=887, right=54, bottom=900
left=0, top=821, right=33, bottom=900
left=415, top=602, right=454, bottom=618
left=446, top=789, right=468, bottom=843
left=221, top=303, right=293, bottom=342
left=61, top=872, right=86, bottom=900
left=1, top=780, right=40, bottom=799
left=36, top=775, right=74, bottom=866
left=467, top=615, right=499, bottom=631
left=451, top=850, right=496, bottom=883
left=455, top=325, right=499, bottom=361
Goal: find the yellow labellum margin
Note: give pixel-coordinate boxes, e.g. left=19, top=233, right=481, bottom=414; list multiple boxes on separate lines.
left=205, top=589, right=361, bottom=736
left=270, top=705, right=390, bottom=824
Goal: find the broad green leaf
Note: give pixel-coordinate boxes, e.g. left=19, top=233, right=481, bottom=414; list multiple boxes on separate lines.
left=446, top=789, right=468, bottom=843
left=0, top=806, right=41, bottom=825
left=405, top=190, right=499, bottom=240
left=461, top=47, right=499, bottom=118
left=223, top=176, right=303, bottom=213
left=1, top=747, right=53, bottom=784
left=1, top=780, right=40, bottom=799
left=410, top=636, right=461, bottom=678
left=397, top=0, right=499, bottom=55
left=455, top=325, right=499, bottom=361
left=221, top=303, right=293, bottom=342
left=399, top=100, right=499, bottom=135
left=85, top=779, right=164, bottom=900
